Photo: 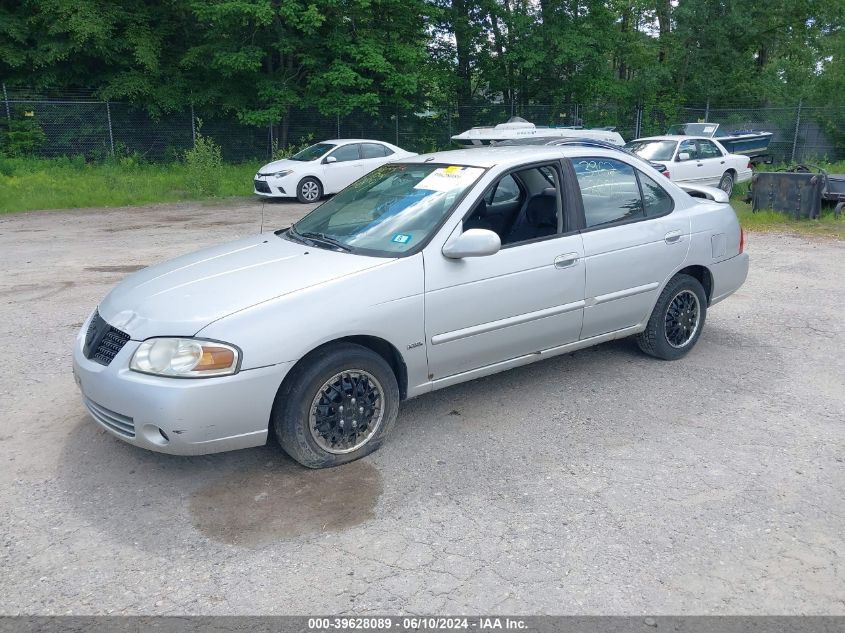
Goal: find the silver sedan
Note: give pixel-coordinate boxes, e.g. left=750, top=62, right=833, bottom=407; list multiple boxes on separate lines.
left=73, top=145, right=749, bottom=468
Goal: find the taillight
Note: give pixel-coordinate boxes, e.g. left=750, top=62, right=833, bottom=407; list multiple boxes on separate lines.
left=747, top=160, right=753, bottom=169
left=739, top=227, right=745, bottom=254
left=662, top=170, right=670, bottom=178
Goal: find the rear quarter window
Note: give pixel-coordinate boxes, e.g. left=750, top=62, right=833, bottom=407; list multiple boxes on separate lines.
left=638, top=171, right=674, bottom=217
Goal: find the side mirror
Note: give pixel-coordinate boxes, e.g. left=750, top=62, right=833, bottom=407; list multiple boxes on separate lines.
left=442, top=229, right=501, bottom=259
left=677, top=152, right=691, bottom=162
left=324, top=156, right=337, bottom=164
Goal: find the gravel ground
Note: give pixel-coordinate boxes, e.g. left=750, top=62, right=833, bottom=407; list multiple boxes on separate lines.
left=0, top=199, right=843, bottom=615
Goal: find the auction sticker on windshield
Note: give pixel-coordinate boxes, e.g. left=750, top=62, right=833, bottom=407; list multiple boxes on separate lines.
left=414, top=166, right=484, bottom=192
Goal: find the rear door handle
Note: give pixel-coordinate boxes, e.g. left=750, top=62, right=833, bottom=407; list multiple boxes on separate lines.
left=554, top=253, right=579, bottom=269
left=664, top=230, right=683, bottom=244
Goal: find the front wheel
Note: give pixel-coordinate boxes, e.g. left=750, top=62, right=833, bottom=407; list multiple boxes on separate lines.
left=718, top=172, right=734, bottom=196
left=637, top=274, right=708, bottom=360
left=272, top=343, right=400, bottom=468
left=296, top=177, right=323, bottom=203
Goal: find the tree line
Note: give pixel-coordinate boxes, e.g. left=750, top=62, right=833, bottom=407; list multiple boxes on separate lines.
left=1, top=0, right=843, bottom=139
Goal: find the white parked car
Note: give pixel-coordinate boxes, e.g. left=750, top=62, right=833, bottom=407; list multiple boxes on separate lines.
left=254, top=139, right=416, bottom=203
left=625, top=136, right=752, bottom=196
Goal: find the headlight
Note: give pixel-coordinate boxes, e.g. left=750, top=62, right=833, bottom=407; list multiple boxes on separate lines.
left=272, top=170, right=293, bottom=178
left=130, top=338, right=240, bottom=378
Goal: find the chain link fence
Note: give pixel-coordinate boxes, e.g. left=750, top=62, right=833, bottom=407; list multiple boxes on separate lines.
left=2, top=86, right=843, bottom=163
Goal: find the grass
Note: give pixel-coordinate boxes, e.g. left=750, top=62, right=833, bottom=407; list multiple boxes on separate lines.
left=733, top=200, right=845, bottom=240
left=0, top=155, right=262, bottom=213
left=1, top=156, right=843, bottom=241
left=730, top=160, right=845, bottom=240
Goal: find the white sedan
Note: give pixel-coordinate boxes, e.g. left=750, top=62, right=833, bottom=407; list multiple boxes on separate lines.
left=254, top=139, right=417, bottom=203
left=625, top=136, right=752, bottom=196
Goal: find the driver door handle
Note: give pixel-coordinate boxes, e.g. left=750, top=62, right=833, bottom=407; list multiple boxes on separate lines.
left=664, top=230, right=683, bottom=244
left=554, top=253, right=579, bottom=269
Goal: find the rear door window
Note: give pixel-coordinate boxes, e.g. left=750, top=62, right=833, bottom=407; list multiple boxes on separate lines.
left=697, top=140, right=723, bottom=159
left=361, top=143, right=389, bottom=159
left=574, top=158, right=644, bottom=228
left=329, top=144, right=361, bottom=162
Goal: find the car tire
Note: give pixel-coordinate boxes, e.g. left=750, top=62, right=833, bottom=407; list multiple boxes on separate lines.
left=296, top=177, right=323, bottom=203
left=718, top=171, right=734, bottom=196
left=637, top=274, right=708, bottom=361
left=272, top=343, right=400, bottom=468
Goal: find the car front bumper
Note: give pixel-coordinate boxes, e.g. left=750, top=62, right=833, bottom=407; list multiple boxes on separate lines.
left=72, top=334, right=294, bottom=455
left=253, top=173, right=296, bottom=197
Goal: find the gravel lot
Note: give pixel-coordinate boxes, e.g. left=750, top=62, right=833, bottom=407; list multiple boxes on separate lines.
left=0, top=199, right=843, bottom=615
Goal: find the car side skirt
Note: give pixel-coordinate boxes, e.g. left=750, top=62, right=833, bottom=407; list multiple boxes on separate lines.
left=418, top=324, right=643, bottom=394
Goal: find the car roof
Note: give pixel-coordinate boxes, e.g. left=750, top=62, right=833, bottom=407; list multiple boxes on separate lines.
left=319, top=139, right=397, bottom=145
left=399, top=144, right=670, bottom=172
left=401, top=146, right=587, bottom=168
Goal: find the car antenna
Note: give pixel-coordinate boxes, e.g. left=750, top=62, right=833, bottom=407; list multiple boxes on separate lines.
left=260, top=199, right=266, bottom=234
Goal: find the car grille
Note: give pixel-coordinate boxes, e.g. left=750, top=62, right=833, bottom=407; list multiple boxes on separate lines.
left=83, top=397, right=135, bottom=438
left=83, top=310, right=131, bottom=366
left=254, top=179, right=272, bottom=193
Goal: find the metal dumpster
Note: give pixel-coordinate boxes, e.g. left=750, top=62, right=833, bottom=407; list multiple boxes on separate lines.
left=751, top=170, right=825, bottom=219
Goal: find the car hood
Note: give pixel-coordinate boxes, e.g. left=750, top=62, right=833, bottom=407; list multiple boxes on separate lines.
left=258, top=158, right=308, bottom=173
left=98, top=233, right=389, bottom=340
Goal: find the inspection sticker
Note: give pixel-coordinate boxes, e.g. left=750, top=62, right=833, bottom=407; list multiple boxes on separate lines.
left=392, top=233, right=412, bottom=244
left=414, top=166, right=484, bottom=192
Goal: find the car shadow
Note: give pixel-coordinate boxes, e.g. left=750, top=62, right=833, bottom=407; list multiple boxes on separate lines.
left=56, top=417, right=383, bottom=549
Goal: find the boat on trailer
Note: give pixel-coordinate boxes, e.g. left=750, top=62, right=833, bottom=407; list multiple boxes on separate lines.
left=451, top=116, right=625, bottom=147
left=667, top=122, right=773, bottom=156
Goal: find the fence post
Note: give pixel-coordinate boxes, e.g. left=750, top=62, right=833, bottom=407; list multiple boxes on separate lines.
left=2, top=83, right=9, bottom=122
left=704, top=100, right=710, bottom=123
left=791, top=99, right=802, bottom=163
left=105, top=101, right=115, bottom=156
left=190, top=103, right=196, bottom=148
left=447, top=102, right=451, bottom=146
left=336, top=113, right=340, bottom=138
left=634, top=103, right=642, bottom=138
left=395, top=108, right=399, bottom=146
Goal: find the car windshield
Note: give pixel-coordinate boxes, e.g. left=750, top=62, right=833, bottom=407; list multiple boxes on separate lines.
left=290, top=143, right=336, bottom=162
left=289, top=163, right=485, bottom=255
left=625, top=140, right=678, bottom=161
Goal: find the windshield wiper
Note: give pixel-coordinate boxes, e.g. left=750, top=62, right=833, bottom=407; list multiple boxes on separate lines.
left=282, top=226, right=311, bottom=245
left=299, top=231, right=352, bottom=252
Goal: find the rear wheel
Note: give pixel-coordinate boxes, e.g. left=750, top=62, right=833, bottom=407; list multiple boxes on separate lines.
left=718, top=171, right=734, bottom=196
left=637, top=274, right=707, bottom=360
left=296, top=177, right=322, bottom=203
left=272, top=343, right=399, bottom=468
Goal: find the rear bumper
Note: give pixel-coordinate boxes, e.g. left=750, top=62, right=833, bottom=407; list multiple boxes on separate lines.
left=710, top=252, right=749, bottom=305
left=72, top=332, right=294, bottom=455
left=736, top=168, right=753, bottom=184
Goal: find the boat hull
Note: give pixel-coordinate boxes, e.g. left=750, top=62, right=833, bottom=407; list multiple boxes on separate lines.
left=715, top=133, right=773, bottom=155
